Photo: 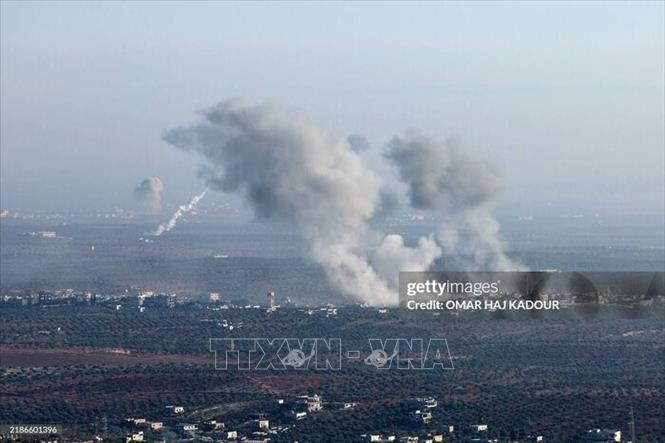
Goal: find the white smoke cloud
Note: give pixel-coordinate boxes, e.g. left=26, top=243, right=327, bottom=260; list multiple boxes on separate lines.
left=134, top=176, right=164, bottom=213
left=370, top=234, right=442, bottom=289
left=163, top=100, right=441, bottom=305
left=151, top=188, right=208, bottom=236
left=385, top=130, right=524, bottom=271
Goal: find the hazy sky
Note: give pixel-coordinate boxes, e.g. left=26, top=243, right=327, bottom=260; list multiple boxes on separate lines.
left=1, top=1, right=663, bottom=217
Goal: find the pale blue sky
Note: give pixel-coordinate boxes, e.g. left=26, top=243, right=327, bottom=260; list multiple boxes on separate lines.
left=1, top=1, right=663, bottom=217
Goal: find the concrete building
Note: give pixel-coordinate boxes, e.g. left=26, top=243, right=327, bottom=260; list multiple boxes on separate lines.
left=410, top=409, right=432, bottom=424
left=181, top=424, right=198, bottom=432
left=365, top=435, right=396, bottom=442
left=147, top=293, right=176, bottom=308
left=407, top=397, right=438, bottom=409
left=296, top=394, right=323, bottom=412
left=267, top=291, right=276, bottom=312
left=585, top=428, right=621, bottom=442
left=125, top=431, right=144, bottom=442
left=471, top=424, right=488, bottom=432
left=252, top=419, right=270, bottom=430
left=166, top=405, right=185, bottom=414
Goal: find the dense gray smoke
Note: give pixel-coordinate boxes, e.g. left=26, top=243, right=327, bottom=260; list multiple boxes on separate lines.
left=347, top=134, right=370, bottom=152
left=151, top=188, right=208, bottom=236
left=163, top=100, right=440, bottom=305
left=134, top=176, right=164, bottom=213
left=385, top=130, right=522, bottom=271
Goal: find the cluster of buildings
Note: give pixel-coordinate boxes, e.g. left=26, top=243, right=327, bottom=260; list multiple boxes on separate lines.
left=124, top=406, right=238, bottom=442
left=583, top=428, right=623, bottom=442
left=2, top=286, right=411, bottom=316
left=406, top=397, right=439, bottom=425
left=0, top=288, right=181, bottom=311
left=1, top=289, right=99, bottom=307
left=302, top=304, right=339, bottom=318
left=120, top=394, right=337, bottom=443
left=0, top=208, right=66, bottom=220
left=359, top=397, right=627, bottom=443
left=361, top=426, right=623, bottom=443
left=362, top=432, right=448, bottom=443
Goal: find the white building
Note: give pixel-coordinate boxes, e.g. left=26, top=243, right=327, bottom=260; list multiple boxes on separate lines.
left=125, top=431, right=144, bottom=442
left=267, top=291, right=276, bottom=312
left=252, top=419, right=269, bottom=430
left=471, top=424, right=488, bottom=432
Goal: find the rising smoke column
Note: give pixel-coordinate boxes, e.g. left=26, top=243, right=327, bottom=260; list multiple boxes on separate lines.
left=134, top=176, right=164, bottom=213
left=384, top=130, right=523, bottom=271
left=152, top=188, right=208, bottom=236
left=163, top=100, right=440, bottom=305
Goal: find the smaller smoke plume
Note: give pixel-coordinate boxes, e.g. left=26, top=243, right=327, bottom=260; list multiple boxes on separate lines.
left=347, top=134, right=370, bottom=152
left=134, top=177, right=164, bottom=213
left=385, top=131, right=503, bottom=212
left=151, top=188, right=208, bottom=236
left=385, top=130, right=522, bottom=271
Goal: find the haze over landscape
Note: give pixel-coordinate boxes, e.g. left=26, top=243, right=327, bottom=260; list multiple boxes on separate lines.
left=1, top=3, right=664, bottom=442
left=2, top=1, right=664, bottom=306
left=1, top=2, right=663, bottom=218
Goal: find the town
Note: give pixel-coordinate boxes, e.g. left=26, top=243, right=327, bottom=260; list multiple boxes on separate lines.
left=1, top=287, right=656, bottom=442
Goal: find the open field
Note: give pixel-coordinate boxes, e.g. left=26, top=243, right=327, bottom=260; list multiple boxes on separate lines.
left=0, top=346, right=209, bottom=368
left=1, top=304, right=664, bottom=441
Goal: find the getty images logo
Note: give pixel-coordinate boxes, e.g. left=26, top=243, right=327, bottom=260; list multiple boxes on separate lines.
left=210, top=338, right=454, bottom=371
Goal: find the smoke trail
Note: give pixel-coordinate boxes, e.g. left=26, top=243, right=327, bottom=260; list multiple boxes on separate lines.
left=163, top=100, right=440, bottom=305
left=151, top=188, right=208, bottom=236
left=385, top=130, right=523, bottom=271
left=134, top=176, right=164, bottom=213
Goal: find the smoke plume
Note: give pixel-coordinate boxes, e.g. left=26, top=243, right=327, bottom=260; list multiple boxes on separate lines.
left=384, top=130, right=523, bottom=271
left=347, top=134, right=370, bottom=152
left=151, top=188, right=208, bottom=236
left=134, top=176, right=164, bottom=213
left=163, top=100, right=440, bottom=305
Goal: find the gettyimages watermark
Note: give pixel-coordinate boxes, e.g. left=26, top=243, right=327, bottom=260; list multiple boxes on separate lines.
left=209, top=338, right=454, bottom=371
left=400, top=271, right=664, bottom=319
